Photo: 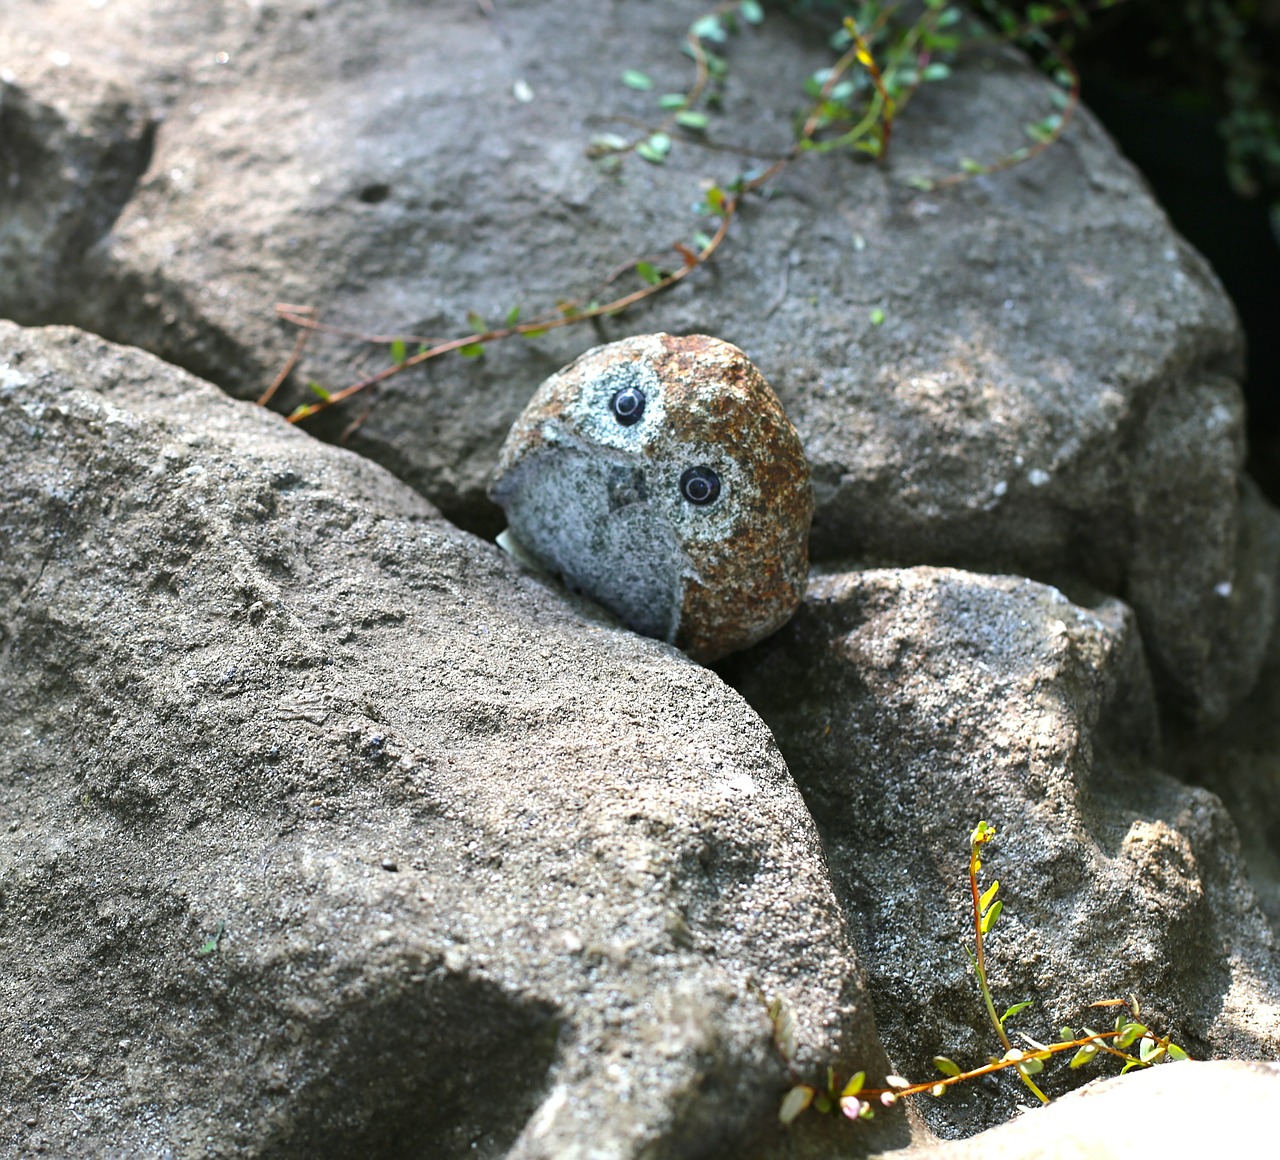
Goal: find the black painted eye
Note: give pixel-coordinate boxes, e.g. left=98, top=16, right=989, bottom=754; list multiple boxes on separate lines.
left=679, top=466, right=721, bottom=506
left=610, top=386, right=646, bottom=426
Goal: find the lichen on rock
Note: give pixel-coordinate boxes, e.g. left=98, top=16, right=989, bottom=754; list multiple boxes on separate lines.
left=490, top=333, right=813, bottom=662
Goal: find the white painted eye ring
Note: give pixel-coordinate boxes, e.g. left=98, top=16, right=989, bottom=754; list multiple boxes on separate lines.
left=610, top=386, right=646, bottom=426
left=679, top=466, right=721, bottom=506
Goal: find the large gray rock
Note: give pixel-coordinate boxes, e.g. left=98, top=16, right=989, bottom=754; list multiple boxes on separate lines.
left=0, top=0, right=1271, bottom=724
left=722, top=567, right=1280, bottom=1139
left=0, top=321, right=890, bottom=1159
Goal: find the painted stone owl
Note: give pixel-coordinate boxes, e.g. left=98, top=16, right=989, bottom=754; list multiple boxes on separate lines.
left=489, top=333, right=812, bottom=662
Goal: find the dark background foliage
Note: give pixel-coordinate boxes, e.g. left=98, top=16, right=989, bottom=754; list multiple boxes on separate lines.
left=1070, top=1, right=1280, bottom=495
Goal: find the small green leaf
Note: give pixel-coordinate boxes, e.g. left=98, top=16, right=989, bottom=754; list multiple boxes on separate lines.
left=739, top=0, right=764, bottom=24
left=979, top=879, right=1000, bottom=915
left=1070, top=1044, right=1099, bottom=1068
left=458, top=342, right=484, bottom=358
left=703, top=49, right=728, bottom=78
left=690, top=14, right=727, bottom=42
left=636, top=132, right=672, bottom=164
left=869, top=308, right=885, bottom=326
left=658, top=93, right=688, bottom=110
left=961, top=157, right=985, bottom=174
left=933, top=1056, right=961, bottom=1077
left=1017, top=1056, right=1044, bottom=1076
left=622, top=69, right=653, bottom=90
left=922, top=62, right=951, bottom=82
left=1138, top=1036, right=1159, bottom=1062
left=635, top=260, right=664, bottom=286
left=675, top=110, right=709, bottom=131
left=307, top=380, right=331, bottom=401
left=416, top=343, right=431, bottom=356
left=466, top=309, right=487, bottom=333
left=841, top=1071, right=866, bottom=1097
left=1114, top=1022, right=1147, bottom=1049
left=519, top=327, right=547, bottom=339
left=980, top=898, right=1003, bottom=934
left=1060, top=1027, right=1076, bottom=1041
left=390, top=338, right=407, bottom=365
left=813, top=1092, right=833, bottom=1115
left=1167, top=1043, right=1189, bottom=1061
left=197, top=921, right=224, bottom=956
left=288, top=404, right=318, bottom=422
left=779, top=1085, right=814, bottom=1124
left=1000, top=1001, right=1033, bottom=1028
left=691, top=231, right=714, bottom=251
left=907, top=175, right=935, bottom=191
left=1024, top=114, right=1062, bottom=144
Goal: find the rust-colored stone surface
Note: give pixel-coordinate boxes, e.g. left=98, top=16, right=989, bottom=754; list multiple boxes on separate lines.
left=489, top=333, right=813, bottom=661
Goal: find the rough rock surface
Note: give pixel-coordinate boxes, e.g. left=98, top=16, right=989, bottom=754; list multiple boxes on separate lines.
left=1164, top=640, right=1280, bottom=936
left=0, top=0, right=1272, bottom=723
left=722, top=567, right=1280, bottom=1138
left=0, top=43, right=154, bottom=322
left=0, top=322, right=889, bottom=1159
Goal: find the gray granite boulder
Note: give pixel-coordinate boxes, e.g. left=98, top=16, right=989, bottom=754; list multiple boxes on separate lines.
left=722, top=567, right=1280, bottom=1139
left=0, top=0, right=1272, bottom=724
left=0, top=321, right=889, bottom=1159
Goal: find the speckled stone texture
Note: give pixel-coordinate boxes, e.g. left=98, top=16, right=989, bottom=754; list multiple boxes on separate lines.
left=722, top=567, right=1280, bottom=1139
left=490, top=334, right=812, bottom=662
left=0, top=322, right=888, bottom=1160
left=0, top=0, right=1270, bottom=723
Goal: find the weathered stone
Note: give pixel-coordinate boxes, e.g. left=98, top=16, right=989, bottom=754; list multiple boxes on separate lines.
left=0, top=321, right=887, bottom=1159
left=0, top=0, right=1269, bottom=722
left=490, top=334, right=812, bottom=662
left=722, top=567, right=1280, bottom=1139
left=1163, top=509, right=1280, bottom=934
left=0, top=41, right=154, bottom=321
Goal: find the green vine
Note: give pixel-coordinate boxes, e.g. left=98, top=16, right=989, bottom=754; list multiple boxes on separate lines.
left=772, top=819, right=1189, bottom=1127
left=263, top=2, right=1114, bottom=424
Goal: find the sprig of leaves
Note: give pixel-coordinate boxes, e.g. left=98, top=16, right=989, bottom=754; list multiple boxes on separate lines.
left=266, top=1, right=1110, bottom=423
left=772, top=816, right=1189, bottom=1128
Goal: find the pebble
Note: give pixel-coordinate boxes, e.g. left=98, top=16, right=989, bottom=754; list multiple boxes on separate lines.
left=490, top=334, right=812, bottom=661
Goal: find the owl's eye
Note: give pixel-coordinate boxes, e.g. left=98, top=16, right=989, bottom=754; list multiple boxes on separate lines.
left=679, top=466, right=721, bottom=506
left=610, top=386, right=646, bottom=426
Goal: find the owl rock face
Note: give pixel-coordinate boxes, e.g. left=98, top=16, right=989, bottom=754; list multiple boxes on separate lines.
left=489, top=333, right=813, bottom=662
